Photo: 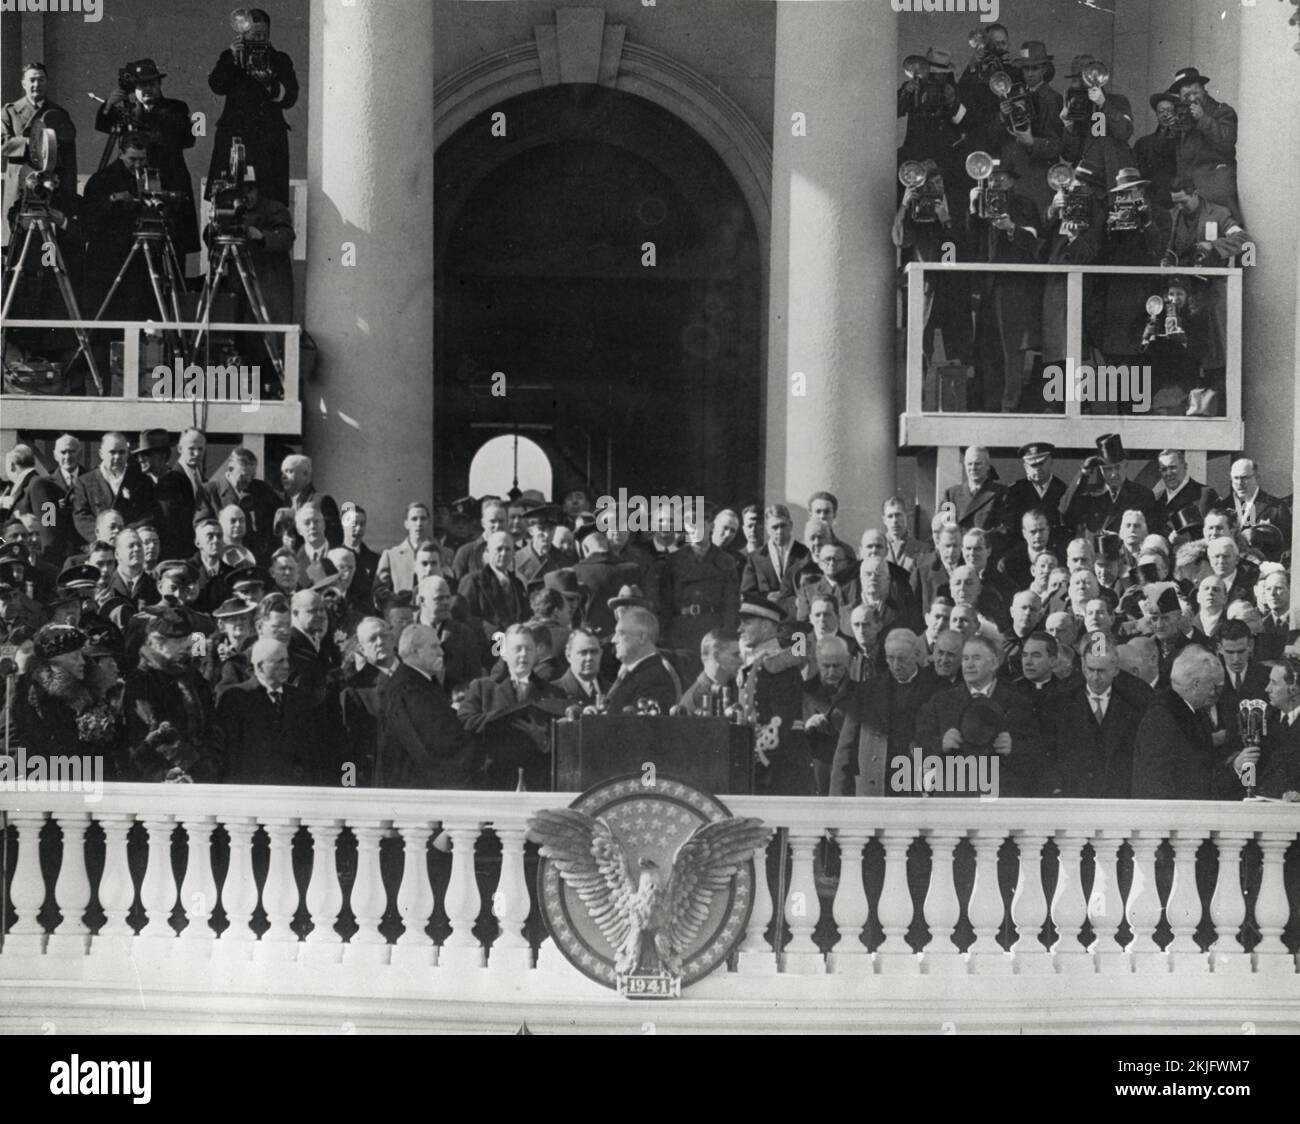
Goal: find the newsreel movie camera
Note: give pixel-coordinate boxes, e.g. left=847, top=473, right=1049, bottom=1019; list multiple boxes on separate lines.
left=899, top=160, right=944, bottom=223
left=1065, top=60, right=1110, bottom=123
left=966, top=150, right=1010, bottom=223
left=1, top=126, right=105, bottom=394
left=191, top=138, right=285, bottom=387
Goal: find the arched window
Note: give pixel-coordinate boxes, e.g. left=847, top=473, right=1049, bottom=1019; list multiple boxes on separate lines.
left=468, top=434, right=552, bottom=501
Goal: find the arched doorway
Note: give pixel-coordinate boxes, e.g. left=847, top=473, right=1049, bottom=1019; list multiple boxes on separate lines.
left=467, top=433, right=554, bottom=501
left=435, top=82, right=764, bottom=509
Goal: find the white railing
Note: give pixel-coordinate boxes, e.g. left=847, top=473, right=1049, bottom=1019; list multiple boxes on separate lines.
left=899, top=262, right=1245, bottom=451
left=2, top=784, right=1296, bottom=1033
left=0, top=319, right=302, bottom=445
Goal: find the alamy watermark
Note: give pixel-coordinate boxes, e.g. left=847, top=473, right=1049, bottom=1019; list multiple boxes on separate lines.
left=1041, top=358, right=1152, bottom=414
left=0, top=0, right=102, bottom=21
left=891, top=0, right=999, bottom=22
left=0, top=748, right=104, bottom=804
left=593, top=491, right=705, bottom=534
left=890, top=747, right=1001, bottom=797
left=150, top=359, right=260, bottom=414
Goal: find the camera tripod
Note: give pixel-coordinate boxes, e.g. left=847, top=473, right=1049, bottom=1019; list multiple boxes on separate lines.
left=93, top=208, right=191, bottom=360
left=1, top=205, right=105, bottom=394
left=191, top=230, right=285, bottom=387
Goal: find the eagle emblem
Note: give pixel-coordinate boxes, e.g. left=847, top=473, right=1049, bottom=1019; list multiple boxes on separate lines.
left=529, top=776, right=766, bottom=994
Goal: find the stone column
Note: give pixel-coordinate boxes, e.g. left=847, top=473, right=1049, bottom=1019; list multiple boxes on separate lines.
left=305, top=0, right=434, bottom=544
left=1236, top=0, right=1300, bottom=595
left=765, top=0, right=897, bottom=537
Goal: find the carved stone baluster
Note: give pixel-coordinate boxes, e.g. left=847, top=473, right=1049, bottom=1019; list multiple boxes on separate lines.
left=967, top=829, right=1012, bottom=975
left=175, top=816, right=218, bottom=956
left=4, top=813, right=47, bottom=954
left=215, top=818, right=258, bottom=957
left=921, top=829, right=964, bottom=974
left=1089, top=831, right=1129, bottom=973
left=1127, top=831, right=1167, bottom=973
left=1051, top=830, right=1093, bottom=973
left=254, top=820, right=301, bottom=961
left=735, top=830, right=778, bottom=975
left=302, top=818, right=344, bottom=961
left=137, top=814, right=177, bottom=950
left=91, top=814, right=136, bottom=955
left=1165, top=829, right=1209, bottom=974
left=1252, top=832, right=1295, bottom=975
left=875, top=829, right=920, bottom=974
left=1209, top=830, right=1250, bottom=974
left=828, top=830, right=871, bottom=976
left=781, top=832, right=824, bottom=973
left=344, top=824, right=389, bottom=964
left=47, top=812, right=92, bottom=957
left=439, top=825, right=484, bottom=970
left=1010, top=831, right=1051, bottom=973
left=491, top=827, right=533, bottom=972
left=391, top=818, right=434, bottom=967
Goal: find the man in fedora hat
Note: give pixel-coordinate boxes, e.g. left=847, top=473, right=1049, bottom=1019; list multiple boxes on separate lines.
left=897, top=47, right=971, bottom=183
left=93, top=58, right=199, bottom=257
left=1098, top=166, right=1173, bottom=369
left=132, top=429, right=172, bottom=487
left=1167, top=66, right=1241, bottom=220
left=1059, top=55, right=1134, bottom=191
left=1064, top=434, right=1158, bottom=537
left=966, top=156, right=1043, bottom=411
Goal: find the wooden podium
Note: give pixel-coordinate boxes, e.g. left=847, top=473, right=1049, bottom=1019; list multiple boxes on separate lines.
left=551, top=716, right=754, bottom=795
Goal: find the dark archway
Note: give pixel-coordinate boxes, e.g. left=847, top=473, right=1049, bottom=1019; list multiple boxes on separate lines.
left=435, top=83, right=763, bottom=508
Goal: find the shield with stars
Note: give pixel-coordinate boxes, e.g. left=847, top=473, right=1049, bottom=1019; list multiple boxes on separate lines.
left=533, top=775, right=760, bottom=994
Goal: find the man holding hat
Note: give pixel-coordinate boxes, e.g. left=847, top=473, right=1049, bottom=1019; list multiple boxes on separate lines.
left=93, top=57, right=199, bottom=257
left=1064, top=434, right=1159, bottom=537
left=1167, top=66, right=1240, bottom=220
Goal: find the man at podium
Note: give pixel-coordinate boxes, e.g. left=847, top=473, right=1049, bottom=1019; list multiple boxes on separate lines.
left=605, top=607, right=679, bottom=713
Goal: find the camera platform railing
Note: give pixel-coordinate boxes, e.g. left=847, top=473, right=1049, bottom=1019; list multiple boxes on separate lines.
left=0, top=318, right=302, bottom=460
left=899, top=261, right=1245, bottom=452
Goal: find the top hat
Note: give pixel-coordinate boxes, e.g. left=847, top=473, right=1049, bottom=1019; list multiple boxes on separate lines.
left=132, top=429, right=171, bottom=456
left=1170, top=67, right=1210, bottom=91
left=958, top=696, right=1005, bottom=750
left=608, top=585, right=653, bottom=612
left=924, top=47, right=955, bottom=73
left=1096, top=533, right=1126, bottom=563
left=1110, top=167, right=1151, bottom=193
left=1242, top=523, right=1285, bottom=562
left=124, top=58, right=166, bottom=84
left=1168, top=507, right=1205, bottom=537
left=1012, top=42, right=1054, bottom=67
left=1018, top=441, right=1056, bottom=463
left=1095, top=433, right=1127, bottom=466
left=738, top=592, right=787, bottom=623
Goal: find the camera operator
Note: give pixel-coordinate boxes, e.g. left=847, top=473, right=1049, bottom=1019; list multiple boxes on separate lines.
left=94, top=59, right=199, bottom=258
left=208, top=8, right=299, bottom=207
left=997, top=42, right=1064, bottom=224
left=1059, top=55, right=1134, bottom=190
left=81, top=134, right=157, bottom=321
left=1133, top=92, right=1181, bottom=210
left=3, top=167, right=83, bottom=337
left=897, top=48, right=971, bottom=186
left=956, top=23, right=1011, bottom=135
left=967, top=158, right=1042, bottom=412
left=204, top=166, right=295, bottom=376
left=1040, top=161, right=1109, bottom=404
left=2, top=62, right=78, bottom=215
left=1098, top=168, right=1172, bottom=373
left=1166, top=67, right=1241, bottom=221
left=892, top=158, right=972, bottom=368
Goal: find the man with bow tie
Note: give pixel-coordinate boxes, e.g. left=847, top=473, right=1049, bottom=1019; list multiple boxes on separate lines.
left=217, top=637, right=322, bottom=784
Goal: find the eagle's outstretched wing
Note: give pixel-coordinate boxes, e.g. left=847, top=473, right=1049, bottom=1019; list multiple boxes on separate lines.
left=528, top=808, right=637, bottom=950
left=662, top=817, right=768, bottom=951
